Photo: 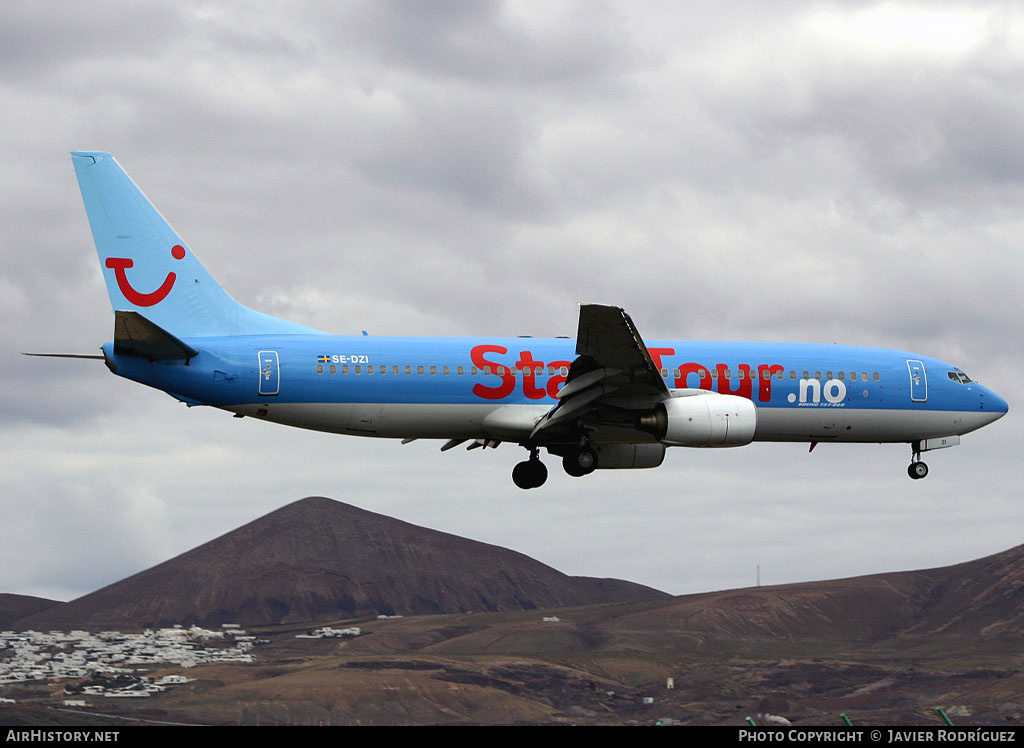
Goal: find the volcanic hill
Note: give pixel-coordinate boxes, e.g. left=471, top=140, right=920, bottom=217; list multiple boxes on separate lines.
left=585, top=542, right=1024, bottom=658
left=0, top=594, right=61, bottom=628
left=14, top=497, right=668, bottom=629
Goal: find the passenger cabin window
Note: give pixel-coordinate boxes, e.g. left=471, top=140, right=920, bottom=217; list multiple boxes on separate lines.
left=342, top=365, right=350, bottom=375
left=417, top=365, right=424, bottom=375
left=329, top=364, right=337, bottom=375
left=316, top=364, right=324, bottom=374
left=429, top=365, right=437, bottom=375
left=354, top=365, right=362, bottom=375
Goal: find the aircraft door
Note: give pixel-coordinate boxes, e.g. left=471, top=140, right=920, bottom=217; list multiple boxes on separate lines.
left=907, top=359, right=927, bottom=402
left=258, top=350, right=280, bottom=396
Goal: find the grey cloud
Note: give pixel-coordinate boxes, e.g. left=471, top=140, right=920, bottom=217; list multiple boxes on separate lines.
left=330, top=0, right=635, bottom=90
left=1, top=2, right=1020, bottom=602
left=0, top=3, right=181, bottom=82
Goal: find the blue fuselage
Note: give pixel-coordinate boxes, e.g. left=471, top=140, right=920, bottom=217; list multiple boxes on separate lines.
left=103, top=335, right=1008, bottom=445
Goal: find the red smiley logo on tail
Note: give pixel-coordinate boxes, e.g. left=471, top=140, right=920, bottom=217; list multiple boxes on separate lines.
left=106, top=245, right=186, bottom=306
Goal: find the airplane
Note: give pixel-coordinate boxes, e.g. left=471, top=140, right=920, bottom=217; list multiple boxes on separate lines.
left=42, top=151, right=1008, bottom=489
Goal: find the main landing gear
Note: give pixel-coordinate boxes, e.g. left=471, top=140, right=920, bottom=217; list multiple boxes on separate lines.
left=512, top=447, right=548, bottom=490
left=908, top=442, right=929, bottom=480
left=512, top=442, right=600, bottom=488
left=562, top=445, right=597, bottom=478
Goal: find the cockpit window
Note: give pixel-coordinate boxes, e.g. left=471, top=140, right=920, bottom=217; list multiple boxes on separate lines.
left=947, top=370, right=973, bottom=384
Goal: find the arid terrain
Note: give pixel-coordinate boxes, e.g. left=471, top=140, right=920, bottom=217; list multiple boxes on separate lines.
left=2, top=498, right=1021, bottom=726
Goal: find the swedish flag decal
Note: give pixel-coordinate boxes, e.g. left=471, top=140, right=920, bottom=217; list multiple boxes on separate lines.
left=317, top=354, right=330, bottom=363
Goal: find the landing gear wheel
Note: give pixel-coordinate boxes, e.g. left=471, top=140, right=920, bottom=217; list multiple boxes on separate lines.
left=562, top=454, right=587, bottom=477
left=908, top=461, right=929, bottom=480
left=512, top=459, right=548, bottom=489
left=563, top=447, right=597, bottom=476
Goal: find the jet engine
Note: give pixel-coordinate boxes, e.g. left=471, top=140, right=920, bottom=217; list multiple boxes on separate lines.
left=637, top=393, right=757, bottom=447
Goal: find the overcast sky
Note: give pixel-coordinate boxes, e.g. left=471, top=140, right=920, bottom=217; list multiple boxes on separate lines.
left=2, top=1, right=1022, bottom=604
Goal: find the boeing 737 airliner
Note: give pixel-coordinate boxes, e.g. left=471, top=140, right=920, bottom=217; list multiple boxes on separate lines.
left=47, top=152, right=1008, bottom=489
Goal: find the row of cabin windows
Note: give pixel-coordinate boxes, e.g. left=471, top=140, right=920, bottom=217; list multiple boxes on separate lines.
left=658, top=368, right=881, bottom=382
left=315, top=364, right=572, bottom=376
left=314, top=363, right=880, bottom=383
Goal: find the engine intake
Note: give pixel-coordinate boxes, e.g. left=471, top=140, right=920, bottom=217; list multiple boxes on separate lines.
left=637, top=394, right=757, bottom=447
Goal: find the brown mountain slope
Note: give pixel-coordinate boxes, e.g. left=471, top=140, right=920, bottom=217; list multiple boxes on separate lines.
left=0, top=594, right=62, bottom=628
left=896, top=543, right=1024, bottom=638
left=592, top=543, right=1024, bottom=656
left=14, top=497, right=668, bottom=629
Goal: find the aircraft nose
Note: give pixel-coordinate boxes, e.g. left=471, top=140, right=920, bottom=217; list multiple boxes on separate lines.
left=980, top=386, right=1009, bottom=420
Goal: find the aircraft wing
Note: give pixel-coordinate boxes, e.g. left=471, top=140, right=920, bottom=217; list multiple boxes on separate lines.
left=530, top=304, right=669, bottom=439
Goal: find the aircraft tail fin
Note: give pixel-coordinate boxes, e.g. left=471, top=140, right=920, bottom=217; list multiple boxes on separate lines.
left=71, top=151, right=323, bottom=338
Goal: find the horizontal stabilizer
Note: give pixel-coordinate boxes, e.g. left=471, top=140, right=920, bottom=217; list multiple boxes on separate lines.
left=114, top=310, right=199, bottom=361
left=21, top=352, right=104, bottom=360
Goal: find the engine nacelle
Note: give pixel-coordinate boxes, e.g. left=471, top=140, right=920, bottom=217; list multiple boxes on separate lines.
left=593, top=443, right=666, bottom=469
left=637, top=394, right=757, bottom=447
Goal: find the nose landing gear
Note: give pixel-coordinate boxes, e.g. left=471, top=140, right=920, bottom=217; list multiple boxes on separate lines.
left=908, top=442, right=929, bottom=480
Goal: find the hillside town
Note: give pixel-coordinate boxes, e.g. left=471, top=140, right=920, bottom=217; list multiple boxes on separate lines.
left=0, top=625, right=263, bottom=699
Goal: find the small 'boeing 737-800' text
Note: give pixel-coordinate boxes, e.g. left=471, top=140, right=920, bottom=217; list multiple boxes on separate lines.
left=40, top=152, right=1008, bottom=489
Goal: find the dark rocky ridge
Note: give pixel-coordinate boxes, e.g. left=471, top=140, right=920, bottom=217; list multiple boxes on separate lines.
left=607, top=542, right=1024, bottom=652
left=13, top=497, right=669, bottom=629
left=0, top=594, right=62, bottom=627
